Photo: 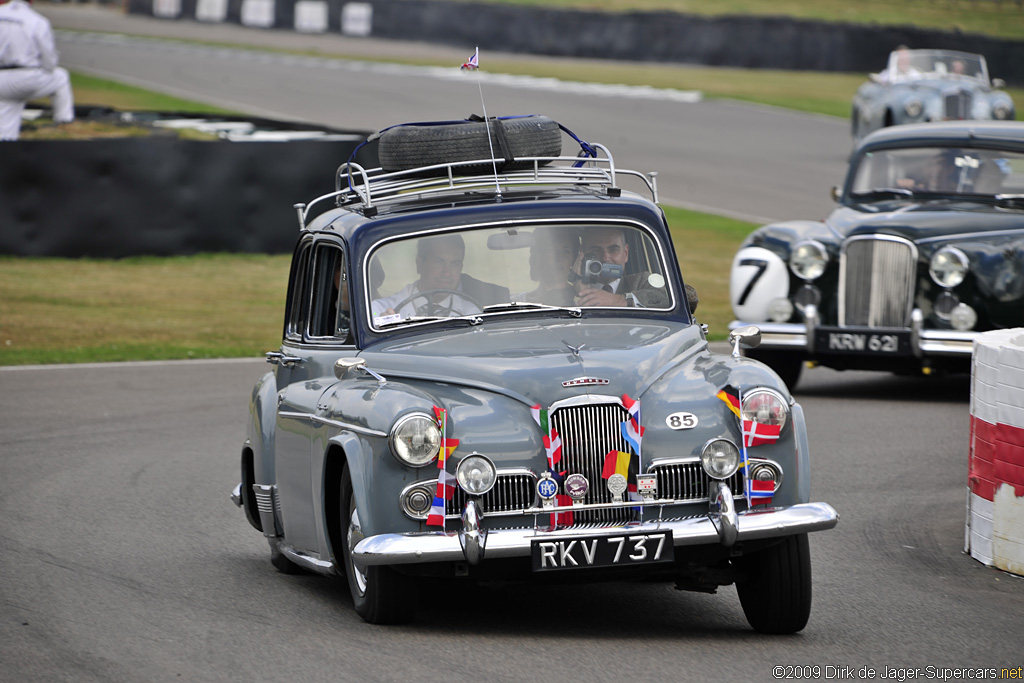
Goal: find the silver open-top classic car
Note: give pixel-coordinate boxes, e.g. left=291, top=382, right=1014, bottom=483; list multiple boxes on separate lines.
left=851, top=48, right=1015, bottom=142
left=729, top=120, right=1024, bottom=389
left=231, top=116, right=838, bottom=632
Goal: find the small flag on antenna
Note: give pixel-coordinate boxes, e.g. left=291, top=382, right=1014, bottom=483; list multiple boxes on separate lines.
left=461, top=47, right=480, bottom=71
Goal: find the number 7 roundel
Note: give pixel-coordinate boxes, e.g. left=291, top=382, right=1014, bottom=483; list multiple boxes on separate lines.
left=729, top=246, right=789, bottom=322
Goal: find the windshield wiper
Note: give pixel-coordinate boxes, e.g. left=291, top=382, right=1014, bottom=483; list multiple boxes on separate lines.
left=375, top=315, right=445, bottom=328
left=483, top=302, right=583, bottom=317
left=850, top=187, right=914, bottom=201
left=996, top=194, right=1024, bottom=209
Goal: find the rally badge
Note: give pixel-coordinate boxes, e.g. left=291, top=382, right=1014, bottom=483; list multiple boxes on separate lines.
left=606, top=473, right=627, bottom=503
left=564, top=473, right=589, bottom=503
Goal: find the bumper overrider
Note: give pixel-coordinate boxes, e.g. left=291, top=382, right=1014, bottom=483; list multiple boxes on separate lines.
left=351, top=482, right=839, bottom=567
left=729, top=305, right=977, bottom=358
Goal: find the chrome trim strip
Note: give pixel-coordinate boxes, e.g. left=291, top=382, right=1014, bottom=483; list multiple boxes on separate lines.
left=278, top=410, right=387, bottom=438
left=352, top=502, right=839, bottom=565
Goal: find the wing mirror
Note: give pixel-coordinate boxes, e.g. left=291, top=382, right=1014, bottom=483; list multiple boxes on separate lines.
left=993, top=78, right=1006, bottom=89
left=728, top=325, right=762, bottom=360
left=334, top=357, right=386, bottom=383
left=831, top=185, right=842, bottom=202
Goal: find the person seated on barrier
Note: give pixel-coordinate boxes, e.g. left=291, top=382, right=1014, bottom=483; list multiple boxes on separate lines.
left=574, top=225, right=671, bottom=308
left=519, top=227, right=581, bottom=307
left=0, top=0, right=75, bottom=141
left=372, top=233, right=510, bottom=321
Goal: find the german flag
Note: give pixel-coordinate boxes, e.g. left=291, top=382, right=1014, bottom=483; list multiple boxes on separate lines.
left=717, top=384, right=741, bottom=420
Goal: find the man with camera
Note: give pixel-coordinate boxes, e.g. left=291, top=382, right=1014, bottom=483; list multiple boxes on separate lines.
left=575, top=226, right=670, bottom=308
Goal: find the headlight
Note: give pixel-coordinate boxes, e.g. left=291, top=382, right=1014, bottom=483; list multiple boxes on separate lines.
left=904, top=99, right=923, bottom=118
left=789, top=240, right=828, bottom=281
left=993, top=104, right=1012, bottom=120
left=950, top=303, right=978, bottom=331
left=929, top=247, right=968, bottom=288
left=701, top=439, right=741, bottom=480
left=456, top=454, right=496, bottom=495
left=741, top=388, right=789, bottom=434
left=389, top=413, right=441, bottom=467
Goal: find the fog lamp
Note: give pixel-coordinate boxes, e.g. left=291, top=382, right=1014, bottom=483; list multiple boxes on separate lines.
left=793, top=284, right=821, bottom=312
left=701, top=439, right=740, bottom=480
left=934, top=291, right=959, bottom=321
left=768, top=297, right=794, bottom=323
left=401, top=484, right=434, bottom=518
left=456, top=454, right=497, bottom=496
left=950, top=303, right=978, bottom=331
left=750, top=463, right=781, bottom=489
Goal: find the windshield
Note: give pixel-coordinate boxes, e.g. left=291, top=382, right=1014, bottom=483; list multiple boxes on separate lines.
left=884, top=49, right=988, bottom=83
left=850, top=146, right=1024, bottom=198
left=364, top=222, right=674, bottom=329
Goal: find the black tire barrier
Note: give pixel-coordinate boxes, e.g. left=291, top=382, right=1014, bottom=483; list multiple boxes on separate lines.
left=124, top=0, right=1024, bottom=86
left=1, top=108, right=373, bottom=258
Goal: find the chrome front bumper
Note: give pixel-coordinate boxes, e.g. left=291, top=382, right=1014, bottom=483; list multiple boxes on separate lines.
left=352, top=483, right=839, bottom=567
left=729, top=305, right=977, bottom=358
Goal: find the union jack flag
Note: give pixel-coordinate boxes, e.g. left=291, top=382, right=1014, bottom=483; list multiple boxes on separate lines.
left=461, top=47, right=480, bottom=71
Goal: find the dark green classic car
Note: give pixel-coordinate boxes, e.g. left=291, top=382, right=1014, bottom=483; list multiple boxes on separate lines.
left=729, top=121, right=1024, bottom=389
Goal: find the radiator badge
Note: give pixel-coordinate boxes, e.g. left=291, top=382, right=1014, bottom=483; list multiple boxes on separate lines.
left=564, top=473, right=589, bottom=502
left=561, top=377, right=610, bottom=387
left=537, top=472, right=558, bottom=509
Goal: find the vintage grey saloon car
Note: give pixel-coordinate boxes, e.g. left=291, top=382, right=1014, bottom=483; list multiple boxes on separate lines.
left=729, top=120, right=1024, bottom=389
left=851, top=48, right=1015, bottom=142
left=231, top=116, right=839, bottom=632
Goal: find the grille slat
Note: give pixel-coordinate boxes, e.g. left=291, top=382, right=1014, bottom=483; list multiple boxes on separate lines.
left=840, top=237, right=917, bottom=327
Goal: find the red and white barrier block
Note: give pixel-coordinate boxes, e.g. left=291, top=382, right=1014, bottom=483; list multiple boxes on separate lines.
left=967, top=328, right=1024, bottom=576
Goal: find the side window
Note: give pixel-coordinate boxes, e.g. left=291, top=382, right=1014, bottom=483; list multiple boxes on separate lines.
left=284, top=242, right=313, bottom=343
left=308, top=244, right=353, bottom=344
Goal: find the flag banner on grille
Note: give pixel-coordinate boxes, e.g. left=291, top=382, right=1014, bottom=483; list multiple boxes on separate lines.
left=620, top=394, right=645, bottom=456
left=602, top=450, right=638, bottom=492
left=542, top=429, right=562, bottom=468
left=551, top=494, right=575, bottom=528
left=427, top=406, right=458, bottom=528
left=748, top=478, right=774, bottom=506
left=531, top=404, right=549, bottom=434
left=743, top=420, right=781, bottom=448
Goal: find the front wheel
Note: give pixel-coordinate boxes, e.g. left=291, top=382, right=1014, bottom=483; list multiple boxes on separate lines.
left=340, top=467, right=418, bottom=624
left=734, top=534, right=812, bottom=634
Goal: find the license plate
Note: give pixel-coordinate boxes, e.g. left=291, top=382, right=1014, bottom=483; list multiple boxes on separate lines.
left=531, top=531, right=674, bottom=572
left=814, top=328, right=912, bottom=356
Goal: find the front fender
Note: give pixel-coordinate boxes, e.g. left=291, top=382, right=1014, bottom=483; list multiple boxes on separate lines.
left=247, top=369, right=278, bottom=486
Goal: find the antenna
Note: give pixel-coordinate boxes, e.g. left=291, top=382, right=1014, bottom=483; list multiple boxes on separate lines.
left=461, top=47, right=502, bottom=199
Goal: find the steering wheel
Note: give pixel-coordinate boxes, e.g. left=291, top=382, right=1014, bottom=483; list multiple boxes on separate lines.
left=390, top=289, right=483, bottom=318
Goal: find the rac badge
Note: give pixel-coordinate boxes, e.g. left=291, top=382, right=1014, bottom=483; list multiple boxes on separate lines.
left=537, top=472, right=558, bottom=509
left=606, top=473, right=628, bottom=503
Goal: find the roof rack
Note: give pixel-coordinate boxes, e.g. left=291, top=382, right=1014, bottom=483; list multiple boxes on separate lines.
left=295, top=143, right=659, bottom=228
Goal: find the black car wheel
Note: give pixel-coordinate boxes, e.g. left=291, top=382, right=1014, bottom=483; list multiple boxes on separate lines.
left=745, top=349, right=804, bottom=390
left=340, top=466, right=418, bottom=624
left=734, top=534, right=812, bottom=634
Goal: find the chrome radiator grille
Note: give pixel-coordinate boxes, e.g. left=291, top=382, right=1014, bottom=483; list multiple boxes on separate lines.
left=839, top=236, right=917, bottom=327
left=448, top=472, right=535, bottom=517
left=553, top=402, right=635, bottom=525
left=944, top=91, right=972, bottom=120
left=651, top=461, right=745, bottom=502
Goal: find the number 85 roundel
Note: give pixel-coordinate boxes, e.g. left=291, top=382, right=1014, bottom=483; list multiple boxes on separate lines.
left=729, top=246, right=789, bottom=322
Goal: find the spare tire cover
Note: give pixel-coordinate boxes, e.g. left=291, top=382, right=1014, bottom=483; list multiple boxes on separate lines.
left=378, top=115, right=562, bottom=174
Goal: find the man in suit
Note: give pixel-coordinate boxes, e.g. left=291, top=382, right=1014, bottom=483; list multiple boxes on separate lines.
left=371, top=233, right=510, bottom=320
left=576, top=226, right=672, bottom=308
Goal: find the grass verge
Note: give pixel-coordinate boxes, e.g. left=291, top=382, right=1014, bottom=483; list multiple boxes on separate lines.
left=0, top=211, right=753, bottom=366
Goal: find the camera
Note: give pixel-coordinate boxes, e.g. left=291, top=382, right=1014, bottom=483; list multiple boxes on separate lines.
left=579, top=259, right=623, bottom=285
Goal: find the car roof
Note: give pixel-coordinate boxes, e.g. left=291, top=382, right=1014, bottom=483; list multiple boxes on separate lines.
left=857, top=121, right=1024, bottom=152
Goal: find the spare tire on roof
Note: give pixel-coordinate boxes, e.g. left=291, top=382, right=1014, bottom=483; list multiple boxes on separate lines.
left=377, top=115, right=562, bottom=176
